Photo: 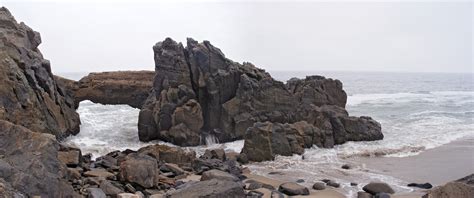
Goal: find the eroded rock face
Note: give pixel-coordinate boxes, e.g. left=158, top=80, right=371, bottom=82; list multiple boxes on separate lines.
left=138, top=38, right=376, bottom=148
left=0, top=120, right=77, bottom=197
left=55, top=71, right=155, bottom=109
left=0, top=7, right=80, bottom=138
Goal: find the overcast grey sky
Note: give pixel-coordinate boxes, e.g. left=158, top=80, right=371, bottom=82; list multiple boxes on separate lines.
left=2, top=0, right=473, bottom=73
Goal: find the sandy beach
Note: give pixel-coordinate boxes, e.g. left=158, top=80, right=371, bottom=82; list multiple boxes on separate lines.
left=351, top=137, right=474, bottom=185
left=244, top=169, right=428, bottom=198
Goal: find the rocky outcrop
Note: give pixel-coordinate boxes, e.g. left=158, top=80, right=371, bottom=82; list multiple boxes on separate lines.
left=55, top=71, right=155, bottom=109
left=0, top=120, right=77, bottom=197
left=423, top=174, right=474, bottom=198
left=138, top=38, right=382, bottom=149
left=241, top=115, right=382, bottom=162
left=0, top=7, right=80, bottom=138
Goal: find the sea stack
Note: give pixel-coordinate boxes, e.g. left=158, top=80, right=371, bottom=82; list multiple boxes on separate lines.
left=137, top=38, right=383, bottom=157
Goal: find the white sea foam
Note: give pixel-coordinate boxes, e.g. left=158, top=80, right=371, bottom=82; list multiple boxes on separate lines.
left=63, top=100, right=161, bottom=158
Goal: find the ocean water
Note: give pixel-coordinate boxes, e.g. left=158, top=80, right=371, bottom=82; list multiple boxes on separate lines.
left=62, top=71, right=474, bottom=197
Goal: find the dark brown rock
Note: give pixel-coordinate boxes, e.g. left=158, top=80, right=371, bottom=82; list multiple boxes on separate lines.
left=58, top=144, right=82, bottom=166
left=287, top=75, right=347, bottom=108
left=0, top=7, right=80, bottom=139
left=119, top=153, right=158, bottom=188
left=0, top=120, right=77, bottom=197
left=137, top=144, right=195, bottom=166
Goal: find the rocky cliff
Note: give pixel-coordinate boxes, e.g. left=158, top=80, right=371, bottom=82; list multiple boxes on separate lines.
left=138, top=38, right=383, bottom=151
left=55, top=71, right=155, bottom=109
left=0, top=7, right=80, bottom=138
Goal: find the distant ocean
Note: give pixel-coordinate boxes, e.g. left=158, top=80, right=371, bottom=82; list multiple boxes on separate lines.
left=61, top=71, right=474, bottom=197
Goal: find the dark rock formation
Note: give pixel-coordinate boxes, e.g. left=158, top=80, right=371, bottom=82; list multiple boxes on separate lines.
left=55, top=71, right=155, bottom=109
left=241, top=117, right=382, bottom=162
left=0, top=120, right=77, bottom=197
left=0, top=7, right=80, bottom=138
left=423, top=174, right=474, bottom=198
left=138, top=38, right=382, bottom=149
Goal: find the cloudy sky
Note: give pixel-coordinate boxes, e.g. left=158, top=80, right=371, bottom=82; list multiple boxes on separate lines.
left=2, top=0, right=473, bottom=73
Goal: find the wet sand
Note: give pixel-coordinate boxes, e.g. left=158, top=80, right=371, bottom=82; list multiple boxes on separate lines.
left=351, top=137, right=474, bottom=185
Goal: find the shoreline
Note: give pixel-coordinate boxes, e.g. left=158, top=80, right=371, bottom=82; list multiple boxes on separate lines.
left=350, top=137, right=474, bottom=186
left=243, top=136, right=474, bottom=197
left=244, top=169, right=425, bottom=198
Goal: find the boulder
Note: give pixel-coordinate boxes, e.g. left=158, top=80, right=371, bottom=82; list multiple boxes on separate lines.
left=0, top=7, right=80, bottom=138
left=55, top=71, right=155, bottom=109
left=327, top=180, right=341, bottom=188
left=200, top=169, right=239, bottom=182
left=119, top=153, right=158, bottom=188
left=278, top=182, right=310, bottom=196
left=423, top=174, right=474, bottom=198
left=0, top=120, right=77, bottom=197
left=312, top=182, right=326, bottom=190
left=240, top=121, right=315, bottom=162
left=363, top=182, right=395, bottom=195
left=166, top=179, right=245, bottom=198
left=137, top=144, right=195, bottom=166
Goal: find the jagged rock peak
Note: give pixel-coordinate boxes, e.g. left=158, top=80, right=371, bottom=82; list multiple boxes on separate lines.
left=138, top=37, right=379, bottom=149
left=0, top=7, right=80, bottom=138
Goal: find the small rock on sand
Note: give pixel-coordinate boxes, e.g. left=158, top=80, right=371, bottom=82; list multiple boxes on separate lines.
left=363, top=182, right=395, bottom=195
left=408, top=182, right=433, bottom=189
left=313, top=182, right=326, bottom=190
left=278, top=182, right=310, bottom=196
